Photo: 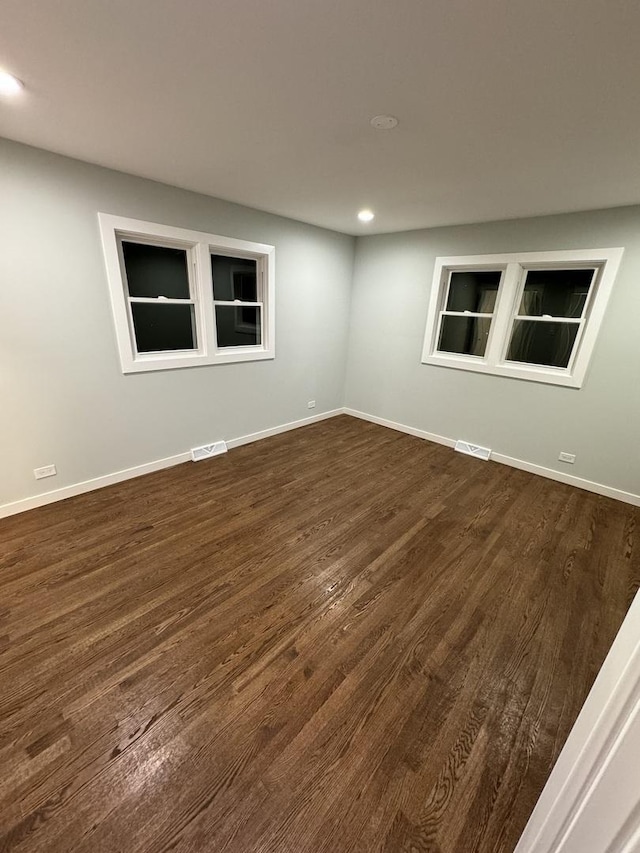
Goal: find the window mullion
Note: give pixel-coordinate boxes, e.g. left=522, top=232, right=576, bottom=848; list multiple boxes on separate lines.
left=194, top=242, right=215, bottom=356
left=485, top=263, right=521, bottom=367
left=257, top=257, right=267, bottom=349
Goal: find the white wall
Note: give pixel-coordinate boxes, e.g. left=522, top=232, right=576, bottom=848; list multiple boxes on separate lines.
left=0, top=138, right=354, bottom=508
left=345, top=208, right=640, bottom=496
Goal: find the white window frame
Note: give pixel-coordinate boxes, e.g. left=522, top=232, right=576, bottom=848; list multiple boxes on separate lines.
left=98, top=213, right=275, bottom=374
left=421, top=248, right=624, bottom=388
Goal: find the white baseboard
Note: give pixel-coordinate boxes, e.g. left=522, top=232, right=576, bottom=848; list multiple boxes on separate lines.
left=343, top=407, right=640, bottom=508
left=490, top=451, right=640, bottom=507
left=0, top=451, right=192, bottom=520
left=4, top=406, right=638, bottom=519
left=226, top=408, right=342, bottom=450
left=0, top=408, right=343, bottom=520
left=344, top=408, right=456, bottom=450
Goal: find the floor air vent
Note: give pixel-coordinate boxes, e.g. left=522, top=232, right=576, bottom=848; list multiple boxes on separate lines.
left=191, top=441, right=228, bottom=462
left=454, top=440, right=491, bottom=462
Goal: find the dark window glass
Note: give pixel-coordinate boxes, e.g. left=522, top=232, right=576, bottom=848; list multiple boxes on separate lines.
left=507, top=320, right=579, bottom=368
left=211, top=255, right=258, bottom=302
left=122, top=241, right=190, bottom=299
left=446, top=271, right=501, bottom=313
left=438, top=315, right=491, bottom=357
left=215, top=305, right=261, bottom=347
left=130, top=303, right=196, bottom=352
left=518, top=269, right=594, bottom=318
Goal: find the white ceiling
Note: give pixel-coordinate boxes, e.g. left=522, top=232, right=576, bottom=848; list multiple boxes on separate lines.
left=2, top=0, right=640, bottom=235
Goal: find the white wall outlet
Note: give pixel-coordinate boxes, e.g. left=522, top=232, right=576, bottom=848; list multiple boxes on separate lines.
left=307, top=400, right=316, bottom=409
left=558, top=452, right=576, bottom=464
left=34, top=464, right=57, bottom=480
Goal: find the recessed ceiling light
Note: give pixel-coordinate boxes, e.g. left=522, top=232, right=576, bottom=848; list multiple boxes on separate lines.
left=370, top=115, right=398, bottom=130
left=358, top=210, right=375, bottom=223
left=0, top=70, right=24, bottom=97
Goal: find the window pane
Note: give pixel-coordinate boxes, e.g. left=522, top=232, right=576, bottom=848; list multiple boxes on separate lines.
left=211, top=255, right=258, bottom=302
left=131, top=303, right=196, bottom=352
left=215, top=305, right=261, bottom=347
left=122, top=241, right=190, bottom=299
left=438, top=315, right=491, bottom=357
left=518, top=268, right=594, bottom=318
left=446, top=271, right=501, bottom=313
left=507, top=320, right=579, bottom=368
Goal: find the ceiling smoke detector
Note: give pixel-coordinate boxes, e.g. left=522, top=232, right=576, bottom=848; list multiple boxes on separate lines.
left=370, top=115, right=398, bottom=130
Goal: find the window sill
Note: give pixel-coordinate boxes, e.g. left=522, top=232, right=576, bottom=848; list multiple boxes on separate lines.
left=421, top=353, right=582, bottom=388
left=122, top=349, right=275, bottom=374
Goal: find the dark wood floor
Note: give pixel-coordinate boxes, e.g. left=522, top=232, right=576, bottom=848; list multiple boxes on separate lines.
left=1, top=415, right=638, bottom=853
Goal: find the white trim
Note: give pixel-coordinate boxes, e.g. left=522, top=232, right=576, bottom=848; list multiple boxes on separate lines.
left=98, top=213, right=276, bottom=373
left=0, top=409, right=343, bottom=520
left=342, top=408, right=640, bottom=507
left=0, top=452, right=192, bottom=519
left=344, top=408, right=456, bottom=450
left=226, top=408, right=341, bottom=449
left=421, top=248, right=624, bottom=388
left=490, top=450, right=640, bottom=507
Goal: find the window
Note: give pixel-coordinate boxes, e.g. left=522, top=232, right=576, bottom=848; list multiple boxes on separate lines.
left=122, top=241, right=198, bottom=354
left=436, top=270, right=501, bottom=358
left=211, top=255, right=262, bottom=348
left=99, top=214, right=275, bottom=373
left=421, top=248, right=623, bottom=387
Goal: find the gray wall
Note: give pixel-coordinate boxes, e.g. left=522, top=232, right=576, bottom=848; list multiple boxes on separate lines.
left=2, top=136, right=639, bottom=509
left=0, top=139, right=355, bottom=506
left=345, top=208, right=640, bottom=495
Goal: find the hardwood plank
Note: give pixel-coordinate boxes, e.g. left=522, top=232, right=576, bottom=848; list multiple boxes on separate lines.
left=0, top=415, right=638, bottom=852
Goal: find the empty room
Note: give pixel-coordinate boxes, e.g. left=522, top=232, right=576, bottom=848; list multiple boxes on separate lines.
left=1, top=1, right=640, bottom=851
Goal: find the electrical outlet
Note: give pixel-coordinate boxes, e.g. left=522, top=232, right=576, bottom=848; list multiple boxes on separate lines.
left=307, top=400, right=316, bottom=409
left=558, top=452, right=576, bottom=464
left=34, top=464, right=57, bottom=480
